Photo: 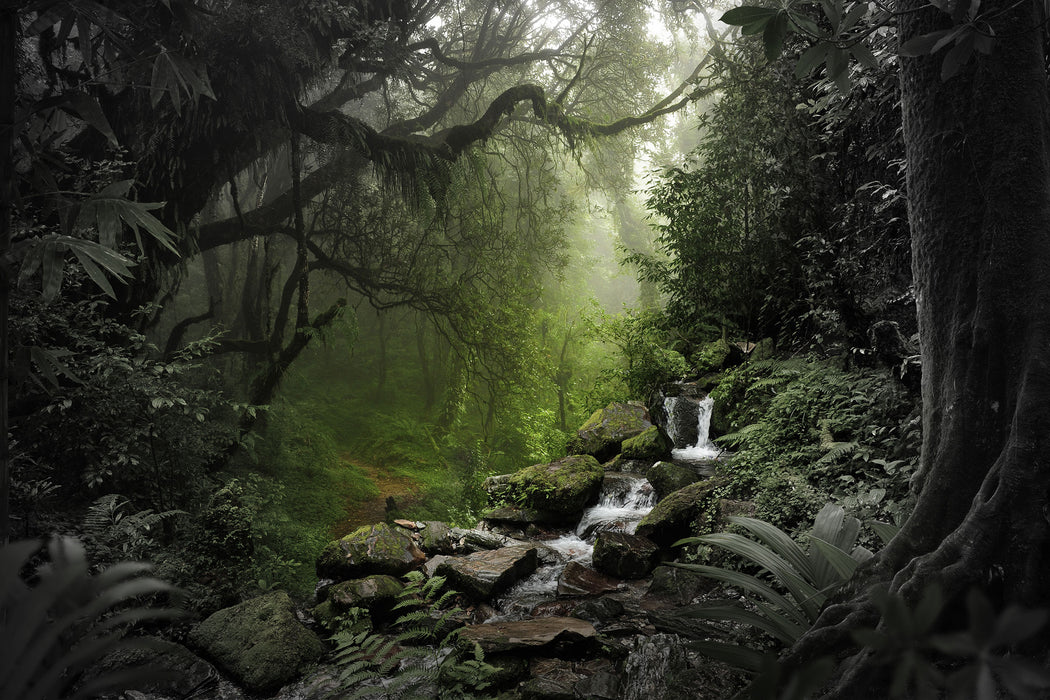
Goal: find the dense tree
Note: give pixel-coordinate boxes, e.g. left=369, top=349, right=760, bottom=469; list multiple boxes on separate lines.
left=717, top=0, right=1050, bottom=695
left=2, top=0, right=725, bottom=539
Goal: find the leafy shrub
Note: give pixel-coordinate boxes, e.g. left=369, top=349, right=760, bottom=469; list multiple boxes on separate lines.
left=709, top=358, right=919, bottom=537
left=586, top=307, right=690, bottom=403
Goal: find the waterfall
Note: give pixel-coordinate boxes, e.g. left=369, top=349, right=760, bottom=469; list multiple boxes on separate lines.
left=490, top=474, right=655, bottom=621
left=670, top=396, right=721, bottom=460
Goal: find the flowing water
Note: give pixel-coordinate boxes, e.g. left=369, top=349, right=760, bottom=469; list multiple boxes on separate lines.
left=490, top=473, right=656, bottom=620
left=667, top=395, right=721, bottom=461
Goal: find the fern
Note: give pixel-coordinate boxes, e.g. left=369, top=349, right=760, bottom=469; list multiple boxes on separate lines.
left=332, top=571, right=496, bottom=699
left=82, top=494, right=186, bottom=564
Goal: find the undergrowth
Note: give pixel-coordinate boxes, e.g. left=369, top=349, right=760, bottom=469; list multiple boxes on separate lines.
left=707, top=357, right=920, bottom=542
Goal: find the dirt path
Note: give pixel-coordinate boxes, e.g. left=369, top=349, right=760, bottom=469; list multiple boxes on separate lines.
left=330, top=456, right=421, bottom=537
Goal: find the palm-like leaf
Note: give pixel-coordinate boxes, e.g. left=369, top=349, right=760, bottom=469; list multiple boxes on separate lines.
left=0, top=537, right=183, bottom=700
left=673, top=502, right=875, bottom=670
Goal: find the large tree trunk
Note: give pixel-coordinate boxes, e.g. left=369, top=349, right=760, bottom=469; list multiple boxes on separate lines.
left=785, top=1, right=1050, bottom=695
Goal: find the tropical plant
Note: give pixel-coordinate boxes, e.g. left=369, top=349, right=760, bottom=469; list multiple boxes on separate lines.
left=673, top=503, right=891, bottom=671
left=332, top=571, right=496, bottom=699
left=81, top=493, right=186, bottom=564
left=0, top=536, right=183, bottom=700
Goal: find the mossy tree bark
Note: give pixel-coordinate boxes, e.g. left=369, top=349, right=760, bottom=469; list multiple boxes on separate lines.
left=784, top=1, right=1050, bottom=695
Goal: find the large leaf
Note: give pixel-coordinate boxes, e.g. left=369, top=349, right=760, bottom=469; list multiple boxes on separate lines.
left=77, top=181, right=179, bottom=254
left=728, top=515, right=816, bottom=587
left=684, top=639, right=767, bottom=672
left=672, top=562, right=811, bottom=627
left=696, top=531, right=823, bottom=619
left=809, top=535, right=861, bottom=584
left=672, top=603, right=801, bottom=644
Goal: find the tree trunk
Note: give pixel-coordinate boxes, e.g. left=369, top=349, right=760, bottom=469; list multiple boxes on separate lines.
left=785, top=1, right=1050, bottom=695
left=0, top=6, right=14, bottom=545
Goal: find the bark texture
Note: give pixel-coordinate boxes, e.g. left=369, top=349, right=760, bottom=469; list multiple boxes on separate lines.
left=785, top=1, right=1050, bottom=696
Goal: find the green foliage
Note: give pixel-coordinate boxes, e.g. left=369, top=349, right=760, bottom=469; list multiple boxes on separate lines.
left=332, top=572, right=496, bottom=699
left=586, top=307, right=689, bottom=403
left=673, top=504, right=875, bottom=670
left=850, top=586, right=1050, bottom=700
left=709, top=358, right=918, bottom=536
left=0, top=537, right=183, bottom=700
left=10, top=288, right=239, bottom=511
left=82, top=494, right=186, bottom=564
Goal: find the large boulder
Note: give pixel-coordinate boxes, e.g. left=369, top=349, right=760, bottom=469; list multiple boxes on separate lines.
left=645, top=461, right=700, bottom=501
left=316, top=522, right=426, bottom=580
left=568, top=402, right=654, bottom=462
left=435, top=544, right=538, bottom=599
left=636, top=478, right=724, bottom=548
left=592, top=531, right=658, bottom=579
left=188, top=591, right=323, bottom=693
left=620, top=426, right=672, bottom=462
left=507, top=455, right=604, bottom=516
left=642, top=565, right=715, bottom=610
left=457, top=616, right=597, bottom=655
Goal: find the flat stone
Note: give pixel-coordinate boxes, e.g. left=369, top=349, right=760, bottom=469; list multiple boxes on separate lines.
left=457, top=616, right=597, bottom=655
left=435, top=544, right=538, bottom=599
left=557, top=561, right=620, bottom=596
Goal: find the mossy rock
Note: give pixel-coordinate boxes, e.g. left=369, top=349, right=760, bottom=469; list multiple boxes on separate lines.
left=508, top=455, right=603, bottom=515
left=636, top=478, right=725, bottom=548
left=418, top=520, right=455, bottom=554
left=311, top=599, right=373, bottom=635
left=189, top=591, right=323, bottom=693
left=620, top=426, right=672, bottom=462
left=645, top=461, right=700, bottom=501
left=694, top=339, right=744, bottom=373
left=750, top=337, right=775, bottom=362
left=567, top=402, right=653, bottom=462
left=316, top=522, right=426, bottom=581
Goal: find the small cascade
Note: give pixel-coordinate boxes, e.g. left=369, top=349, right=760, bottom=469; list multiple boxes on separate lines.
left=670, top=395, right=721, bottom=460
left=491, top=474, right=655, bottom=621
left=575, top=476, right=656, bottom=539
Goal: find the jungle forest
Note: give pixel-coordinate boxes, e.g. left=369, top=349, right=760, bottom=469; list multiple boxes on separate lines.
left=3, top=0, right=1050, bottom=698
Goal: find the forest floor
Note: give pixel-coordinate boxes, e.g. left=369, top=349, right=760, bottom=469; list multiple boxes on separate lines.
left=330, top=456, right=421, bottom=537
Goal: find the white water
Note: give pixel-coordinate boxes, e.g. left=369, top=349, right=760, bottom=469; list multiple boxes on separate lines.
left=669, top=395, right=721, bottom=460
left=490, top=474, right=655, bottom=621
left=574, top=477, right=656, bottom=539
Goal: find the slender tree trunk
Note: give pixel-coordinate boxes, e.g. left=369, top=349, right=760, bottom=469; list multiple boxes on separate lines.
left=0, top=6, right=14, bottom=545
left=786, top=1, right=1050, bottom=695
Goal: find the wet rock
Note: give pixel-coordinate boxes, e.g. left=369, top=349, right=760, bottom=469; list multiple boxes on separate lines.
left=620, top=426, right=672, bottom=462
left=557, top=561, right=620, bottom=596
left=636, top=478, right=725, bottom=548
left=418, top=520, right=455, bottom=554
left=188, top=591, right=323, bottom=693
left=647, top=602, right=739, bottom=641
left=316, top=522, right=426, bottom=580
left=458, top=616, right=597, bottom=655
left=424, top=553, right=450, bottom=578
left=575, top=669, right=620, bottom=699
left=645, top=461, right=700, bottom=501
left=480, top=506, right=565, bottom=527
left=312, top=574, right=403, bottom=631
left=604, top=456, right=653, bottom=473
left=568, top=402, right=654, bottom=462
left=642, top=565, right=714, bottom=609
left=571, top=596, right=625, bottom=623
left=619, top=633, right=695, bottom=700
left=531, top=599, right=578, bottom=617
left=521, top=659, right=579, bottom=699
left=436, top=544, right=538, bottom=599
left=592, top=531, right=658, bottom=579
left=453, top=527, right=529, bottom=552
left=507, top=455, right=604, bottom=515
left=81, top=637, right=244, bottom=700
